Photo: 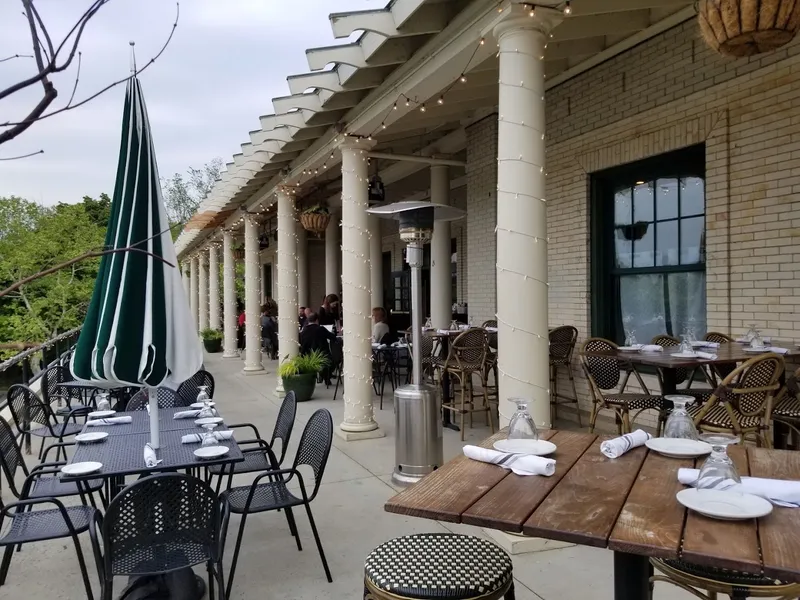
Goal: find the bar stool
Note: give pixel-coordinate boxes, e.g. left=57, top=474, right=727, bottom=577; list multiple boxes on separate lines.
left=364, top=534, right=515, bottom=600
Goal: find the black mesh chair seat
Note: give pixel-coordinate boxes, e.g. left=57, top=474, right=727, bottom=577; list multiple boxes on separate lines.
left=687, top=403, right=762, bottom=429
left=659, top=559, right=781, bottom=587
left=0, top=505, right=93, bottom=545
left=111, top=540, right=213, bottom=575
left=29, top=421, right=83, bottom=438
left=225, top=480, right=302, bottom=513
left=365, top=534, right=513, bottom=600
left=29, top=475, right=104, bottom=499
left=774, top=395, right=800, bottom=419
left=603, top=394, right=663, bottom=411
left=208, top=450, right=271, bottom=477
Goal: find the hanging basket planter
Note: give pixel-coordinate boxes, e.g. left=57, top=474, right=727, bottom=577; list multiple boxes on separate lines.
left=698, top=0, right=800, bottom=57
left=232, top=248, right=245, bottom=260
left=300, top=208, right=331, bottom=236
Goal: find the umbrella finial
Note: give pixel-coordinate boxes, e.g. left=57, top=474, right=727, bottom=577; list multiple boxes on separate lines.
left=129, top=40, right=137, bottom=74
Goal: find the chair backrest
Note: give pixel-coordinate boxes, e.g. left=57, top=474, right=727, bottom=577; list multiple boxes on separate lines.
left=176, top=369, right=215, bottom=404
left=579, top=338, right=621, bottom=391
left=650, top=334, right=688, bottom=385
left=126, top=389, right=149, bottom=411
left=292, top=409, right=333, bottom=502
left=481, top=320, right=498, bottom=349
left=0, top=416, right=27, bottom=498
left=126, top=388, right=185, bottom=411
left=6, top=384, right=54, bottom=433
left=40, top=365, right=73, bottom=405
left=101, top=473, right=220, bottom=577
left=408, top=333, right=434, bottom=360
left=447, top=329, right=487, bottom=370
left=270, top=391, right=297, bottom=464
left=705, top=331, right=733, bottom=344
left=549, top=326, right=578, bottom=363
left=715, top=353, right=784, bottom=418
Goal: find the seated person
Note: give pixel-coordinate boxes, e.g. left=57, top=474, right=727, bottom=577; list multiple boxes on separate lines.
left=372, top=307, right=390, bottom=343
left=299, top=311, right=337, bottom=384
left=261, top=304, right=278, bottom=359
left=298, top=306, right=307, bottom=329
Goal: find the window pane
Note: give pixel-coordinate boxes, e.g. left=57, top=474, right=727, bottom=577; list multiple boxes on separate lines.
left=614, top=188, right=632, bottom=226
left=666, top=271, right=706, bottom=337
left=615, top=236, right=633, bottom=269
left=619, top=274, right=667, bottom=345
left=632, top=222, right=654, bottom=268
left=680, top=216, right=705, bottom=264
left=614, top=188, right=633, bottom=268
left=633, top=181, right=654, bottom=223
left=656, top=220, right=679, bottom=266
left=681, top=177, right=704, bottom=217
left=656, top=178, right=678, bottom=220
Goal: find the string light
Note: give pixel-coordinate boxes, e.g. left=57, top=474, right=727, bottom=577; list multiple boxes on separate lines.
left=564, top=1, right=571, bottom=15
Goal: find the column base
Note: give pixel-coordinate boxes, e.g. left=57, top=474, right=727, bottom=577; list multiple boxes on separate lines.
left=242, top=366, right=266, bottom=376
left=335, top=423, right=385, bottom=442
left=482, top=529, right=575, bottom=555
left=274, top=381, right=285, bottom=397
left=222, top=350, right=240, bottom=359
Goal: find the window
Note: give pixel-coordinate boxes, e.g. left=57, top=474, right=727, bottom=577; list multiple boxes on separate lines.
left=591, top=145, right=706, bottom=345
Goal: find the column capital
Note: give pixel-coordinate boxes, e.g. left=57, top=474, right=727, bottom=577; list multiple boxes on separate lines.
left=492, top=3, right=562, bottom=40
left=338, top=135, right=376, bottom=153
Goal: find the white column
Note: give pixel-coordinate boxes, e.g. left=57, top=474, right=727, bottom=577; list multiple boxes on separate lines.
left=495, top=6, right=561, bottom=429
left=243, top=216, right=264, bottom=373
left=182, top=263, right=190, bottom=296
left=296, top=226, right=309, bottom=308
left=338, top=139, right=383, bottom=440
left=369, top=215, right=383, bottom=309
left=222, top=231, right=238, bottom=358
left=430, top=165, right=451, bottom=329
left=208, top=245, right=220, bottom=330
left=277, top=188, right=300, bottom=369
left=189, top=256, right=199, bottom=333
left=325, top=207, right=340, bottom=297
left=198, top=251, right=209, bottom=332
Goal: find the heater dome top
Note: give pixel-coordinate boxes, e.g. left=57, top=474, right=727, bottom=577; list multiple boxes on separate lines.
left=367, top=200, right=465, bottom=222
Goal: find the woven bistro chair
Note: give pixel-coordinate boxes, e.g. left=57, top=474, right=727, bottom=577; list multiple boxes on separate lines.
left=550, top=326, right=580, bottom=427
left=438, top=328, right=495, bottom=441
left=125, top=387, right=185, bottom=411
left=176, top=369, right=216, bottom=405
left=580, top=338, right=666, bottom=434
left=406, top=332, right=436, bottom=385
left=481, top=320, right=499, bottom=404
left=702, top=331, right=737, bottom=385
left=651, top=557, right=800, bottom=600
left=687, top=353, right=783, bottom=448
left=772, top=365, right=800, bottom=449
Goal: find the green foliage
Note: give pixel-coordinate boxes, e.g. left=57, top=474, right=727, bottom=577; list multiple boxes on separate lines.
left=302, top=204, right=329, bottom=215
left=200, top=328, right=223, bottom=341
left=0, top=195, right=110, bottom=349
left=162, top=158, right=223, bottom=236
left=277, top=350, right=328, bottom=378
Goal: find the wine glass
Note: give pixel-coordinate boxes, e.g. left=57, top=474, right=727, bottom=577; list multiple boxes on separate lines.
left=450, top=319, right=458, bottom=331
left=507, top=398, right=539, bottom=441
left=625, top=330, right=638, bottom=347
left=662, top=395, right=698, bottom=440
left=696, top=433, right=741, bottom=489
left=201, top=423, right=219, bottom=448
left=424, top=317, right=432, bottom=330
left=746, top=323, right=759, bottom=342
left=196, top=385, right=210, bottom=405
left=679, top=334, right=694, bottom=355
left=96, top=392, right=111, bottom=412
left=749, top=328, right=764, bottom=349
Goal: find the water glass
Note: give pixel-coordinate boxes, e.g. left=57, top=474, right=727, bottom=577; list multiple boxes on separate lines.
left=679, top=334, right=694, bottom=355
left=196, top=385, right=210, bottom=405
left=201, top=423, right=219, bottom=448
left=507, top=398, right=539, bottom=441
left=96, top=393, right=111, bottom=412
left=696, top=433, right=741, bottom=489
left=450, top=320, right=458, bottom=331
left=746, top=323, right=759, bottom=342
left=625, top=330, right=638, bottom=347
left=662, top=395, right=698, bottom=440
left=424, top=317, right=432, bottom=330
left=749, top=329, right=764, bottom=349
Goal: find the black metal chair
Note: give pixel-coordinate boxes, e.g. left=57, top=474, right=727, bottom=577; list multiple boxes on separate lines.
left=549, top=325, right=580, bottom=427
left=208, top=391, right=298, bottom=494
left=126, top=387, right=186, bottom=411
left=5, top=384, right=83, bottom=460
left=89, top=473, right=226, bottom=600
left=222, top=409, right=334, bottom=596
left=176, top=369, right=215, bottom=405
left=40, top=365, right=93, bottom=418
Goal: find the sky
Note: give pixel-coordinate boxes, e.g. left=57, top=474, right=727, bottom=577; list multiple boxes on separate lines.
left=0, top=0, right=385, bottom=205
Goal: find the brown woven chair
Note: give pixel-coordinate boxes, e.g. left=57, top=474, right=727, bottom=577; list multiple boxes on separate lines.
left=407, top=332, right=436, bottom=385
left=703, top=331, right=736, bottom=384
left=769, top=365, right=800, bottom=449
left=549, top=326, right=580, bottom=427
left=687, top=353, right=783, bottom=447
left=580, top=338, right=666, bottom=434
left=650, top=334, right=711, bottom=399
left=481, top=320, right=499, bottom=405
left=439, top=329, right=494, bottom=441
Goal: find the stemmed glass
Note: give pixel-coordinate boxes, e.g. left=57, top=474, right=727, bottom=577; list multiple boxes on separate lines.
left=679, top=334, right=694, bottom=355
left=745, top=323, right=759, bottom=342
left=625, top=330, right=638, bottom=347
left=507, top=398, right=539, bottom=441
left=424, top=317, right=432, bottom=330
left=201, top=423, right=219, bottom=448
left=450, top=320, right=458, bottom=331
left=696, top=433, right=741, bottom=489
left=96, top=392, right=111, bottom=412
left=749, top=327, right=764, bottom=349
left=662, top=395, right=698, bottom=440
left=196, top=386, right=214, bottom=418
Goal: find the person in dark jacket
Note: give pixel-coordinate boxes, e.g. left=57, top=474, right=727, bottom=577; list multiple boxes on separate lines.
left=299, top=311, right=336, bottom=384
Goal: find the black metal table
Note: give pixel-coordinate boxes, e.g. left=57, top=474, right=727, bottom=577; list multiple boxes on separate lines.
left=80, top=407, right=220, bottom=436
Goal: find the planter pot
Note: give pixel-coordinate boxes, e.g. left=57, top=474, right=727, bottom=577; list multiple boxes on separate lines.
left=300, top=212, right=331, bottom=236
left=699, top=0, right=800, bottom=57
left=203, top=338, right=222, bottom=353
left=282, top=372, right=318, bottom=402
left=232, top=248, right=245, bottom=260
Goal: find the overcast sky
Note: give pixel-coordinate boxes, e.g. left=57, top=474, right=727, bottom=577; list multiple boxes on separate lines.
left=0, top=0, right=384, bottom=205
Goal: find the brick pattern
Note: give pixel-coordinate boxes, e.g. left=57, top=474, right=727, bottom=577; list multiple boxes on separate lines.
left=308, top=240, right=326, bottom=309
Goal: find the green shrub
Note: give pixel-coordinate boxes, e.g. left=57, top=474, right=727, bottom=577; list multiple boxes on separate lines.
left=200, top=328, right=223, bottom=341
left=277, top=350, right=329, bottom=378
left=302, top=204, right=329, bottom=216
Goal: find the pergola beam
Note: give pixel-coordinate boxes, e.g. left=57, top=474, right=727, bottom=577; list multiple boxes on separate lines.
left=367, top=151, right=465, bottom=167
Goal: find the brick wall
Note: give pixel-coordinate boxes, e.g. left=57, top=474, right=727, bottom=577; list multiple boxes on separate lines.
left=308, top=240, right=326, bottom=309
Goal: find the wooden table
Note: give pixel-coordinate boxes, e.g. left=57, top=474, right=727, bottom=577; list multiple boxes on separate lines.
left=385, top=430, right=800, bottom=600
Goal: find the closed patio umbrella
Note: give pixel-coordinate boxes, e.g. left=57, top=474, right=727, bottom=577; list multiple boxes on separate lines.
left=71, top=75, right=202, bottom=447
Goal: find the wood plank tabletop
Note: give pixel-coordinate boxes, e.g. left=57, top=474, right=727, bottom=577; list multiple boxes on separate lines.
left=385, top=431, right=800, bottom=582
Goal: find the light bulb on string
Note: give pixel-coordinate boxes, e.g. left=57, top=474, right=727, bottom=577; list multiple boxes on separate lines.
left=564, top=1, right=571, bottom=15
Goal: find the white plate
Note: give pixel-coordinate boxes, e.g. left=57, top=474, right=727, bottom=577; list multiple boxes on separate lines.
left=672, top=351, right=698, bottom=358
left=676, top=488, right=773, bottom=520
left=618, top=346, right=642, bottom=352
left=190, top=401, right=216, bottom=409
left=75, top=432, right=109, bottom=443
left=88, top=410, right=116, bottom=419
left=194, top=446, right=230, bottom=460
left=195, top=417, right=224, bottom=426
left=61, top=461, right=103, bottom=476
left=645, top=437, right=713, bottom=458
left=493, top=439, right=557, bottom=456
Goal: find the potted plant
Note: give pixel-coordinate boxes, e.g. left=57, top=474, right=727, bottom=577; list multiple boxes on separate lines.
left=299, top=205, right=331, bottom=236
left=232, top=245, right=245, bottom=260
left=200, top=328, right=223, bottom=353
left=277, top=350, right=328, bottom=402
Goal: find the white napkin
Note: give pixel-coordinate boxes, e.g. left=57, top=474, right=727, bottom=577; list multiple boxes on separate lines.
left=463, top=445, right=555, bottom=476
left=181, top=431, right=234, bottom=444
left=769, top=347, right=790, bottom=355
left=695, top=351, right=718, bottom=360
left=640, top=345, right=662, bottom=352
left=485, top=327, right=498, bottom=333
left=85, top=416, right=132, bottom=426
left=437, top=329, right=451, bottom=335
left=173, top=409, right=216, bottom=419
left=600, top=429, right=652, bottom=459
left=678, top=468, right=800, bottom=507
left=144, top=443, right=162, bottom=468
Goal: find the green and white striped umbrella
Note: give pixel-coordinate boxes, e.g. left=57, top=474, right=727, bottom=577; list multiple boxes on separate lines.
left=71, top=76, right=202, bottom=390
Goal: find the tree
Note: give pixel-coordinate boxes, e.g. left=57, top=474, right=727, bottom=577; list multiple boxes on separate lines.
left=162, top=158, right=223, bottom=233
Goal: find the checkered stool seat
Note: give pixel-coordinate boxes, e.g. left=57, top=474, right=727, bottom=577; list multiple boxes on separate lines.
left=364, top=533, right=514, bottom=600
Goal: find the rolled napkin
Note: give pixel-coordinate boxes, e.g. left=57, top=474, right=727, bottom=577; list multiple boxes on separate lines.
left=463, top=445, right=555, bottom=476
left=173, top=409, right=217, bottom=419
left=600, top=429, right=652, bottom=459
left=181, top=430, right=234, bottom=444
left=695, top=351, right=718, bottom=360
left=144, top=443, right=162, bottom=468
left=769, top=347, right=790, bottom=355
left=678, top=468, right=800, bottom=507
left=485, top=326, right=498, bottom=333
left=640, top=345, right=663, bottom=352
left=85, top=416, right=132, bottom=426
left=437, top=329, right=451, bottom=335
left=703, top=341, right=720, bottom=349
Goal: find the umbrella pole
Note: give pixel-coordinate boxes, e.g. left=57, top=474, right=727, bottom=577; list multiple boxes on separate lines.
left=148, top=392, right=160, bottom=449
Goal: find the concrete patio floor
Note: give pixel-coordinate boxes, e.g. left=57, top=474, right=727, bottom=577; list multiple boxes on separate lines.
left=1, top=351, right=697, bottom=600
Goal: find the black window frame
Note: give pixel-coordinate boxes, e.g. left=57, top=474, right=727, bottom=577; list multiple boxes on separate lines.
left=590, top=144, right=706, bottom=344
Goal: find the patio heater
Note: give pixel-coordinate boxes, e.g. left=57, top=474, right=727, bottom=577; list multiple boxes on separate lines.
left=367, top=200, right=466, bottom=486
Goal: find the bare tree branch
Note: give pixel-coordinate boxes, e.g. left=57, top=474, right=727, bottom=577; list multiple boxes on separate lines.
left=29, top=2, right=54, bottom=61
left=0, top=54, right=33, bottom=63
left=0, top=149, right=43, bottom=160
left=67, top=52, right=82, bottom=106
